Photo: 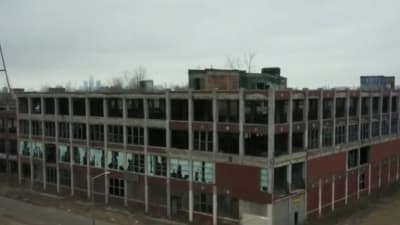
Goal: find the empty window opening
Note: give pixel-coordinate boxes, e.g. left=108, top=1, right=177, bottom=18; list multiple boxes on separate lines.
left=148, top=99, right=166, bottom=119
left=127, top=152, right=144, bottom=173
left=308, top=128, right=319, bottom=149
left=72, top=98, right=86, bottom=116
left=322, top=127, right=333, bottom=147
left=9, top=140, right=17, bottom=156
left=171, top=130, right=188, bottom=149
left=323, top=98, right=333, bottom=119
left=349, top=124, right=358, bottom=142
left=360, top=172, right=366, bottom=190
left=382, top=119, right=389, bottom=136
left=18, top=97, right=28, bottom=113
left=392, top=96, right=397, bottom=113
left=274, top=166, right=288, bottom=196
left=148, top=128, right=166, bottom=147
left=292, top=163, right=305, bottom=190
left=361, top=123, right=370, bottom=140
left=372, top=97, right=379, bottom=115
left=335, top=125, right=346, bottom=145
left=308, top=99, right=319, bottom=120
left=44, top=121, right=55, bottom=137
left=275, top=100, right=288, bottom=124
left=19, top=120, right=29, bottom=136
left=59, top=145, right=70, bottom=163
left=31, top=142, right=44, bottom=159
left=147, top=155, right=167, bottom=177
left=218, top=100, right=239, bottom=123
left=274, top=133, right=288, bottom=156
left=382, top=96, right=389, bottom=113
left=244, top=132, right=268, bottom=156
left=245, top=100, right=268, bottom=124
left=170, top=159, right=190, bottom=180
left=293, top=100, right=304, bottom=122
left=72, top=123, right=86, bottom=140
left=58, top=98, right=69, bottom=115
left=371, top=121, right=379, bottom=137
left=58, top=122, right=70, bottom=139
left=193, top=130, right=213, bottom=152
left=193, top=100, right=213, bottom=122
left=336, top=98, right=346, bottom=118
left=89, top=98, right=104, bottom=117
left=349, top=97, right=358, bottom=117
left=391, top=118, right=398, bottom=134
left=127, top=99, right=144, bottom=118
left=218, top=132, right=239, bottom=154
left=46, top=167, right=57, bottom=184
left=31, top=98, right=41, bottom=114
left=171, top=99, right=188, bottom=121
left=107, top=98, right=123, bottom=117
left=60, top=169, right=71, bottom=186
left=347, top=149, right=358, bottom=168
left=73, top=146, right=87, bottom=166
left=127, top=126, right=144, bottom=145
left=108, top=125, right=123, bottom=144
left=292, top=132, right=304, bottom=152
left=360, top=146, right=370, bottom=165
left=45, top=144, right=56, bottom=164
left=31, top=120, right=42, bottom=136
left=361, top=97, right=370, bottom=116
left=89, top=124, right=104, bottom=142
left=44, top=98, right=55, bottom=114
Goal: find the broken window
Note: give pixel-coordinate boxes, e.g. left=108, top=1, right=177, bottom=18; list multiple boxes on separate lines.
left=89, top=124, right=104, bottom=142
left=148, top=128, right=166, bottom=147
left=349, top=97, right=358, bottom=117
left=323, top=98, right=333, bottom=119
left=308, top=99, right=319, bottom=120
left=260, top=168, right=268, bottom=192
left=372, top=97, right=379, bottom=115
left=322, top=127, right=332, bottom=147
left=193, top=100, right=213, bottom=121
left=308, top=128, right=319, bottom=149
left=107, top=98, right=123, bottom=117
left=193, top=161, right=214, bottom=184
left=171, top=99, right=188, bottom=121
left=60, top=169, right=71, bottom=186
left=72, top=98, right=86, bottom=116
left=293, top=100, right=304, bottom=122
left=107, top=150, right=125, bottom=170
left=127, top=152, right=144, bottom=173
left=292, top=132, right=304, bottom=152
left=244, top=132, right=268, bottom=156
left=31, top=120, right=42, bottom=136
left=19, top=120, right=29, bottom=136
left=218, top=100, right=239, bottom=123
left=89, top=148, right=104, bottom=168
left=359, top=172, right=366, bottom=190
left=72, top=123, right=86, bottom=140
left=171, top=130, right=188, bottom=149
left=147, top=155, right=167, bottom=177
left=45, top=144, right=56, bottom=163
left=382, top=96, right=389, bottom=113
left=7, top=119, right=16, bottom=133
left=58, top=122, right=70, bottom=139
left=31, top=142, right=44, bottom=159
left=89, top=98, right=104, bottom=117
left=392, top=96, right=397, bottom=113
left=18, top=97, right=28, bottom=113
left=126, top=126, right=144, bottom=145
left=46, top=167, right=57, bottom=184
left=275, top=100, right=288, bottom=124
left=148, top=99, right=166, bottom=119
left=245, top=100, right=268, bottom=124
left=347, top=149, right=358, bottom=168
left=44, top=121, right=55, bottom=137
left=73, top=146, right=87, bottom=166
left=336, top=98, right=346, bottom=118
left=274, top=133, right=288, bottom=156
left=194, top=192, right=212, bottom=214
left=127, top=99, right=144, bottom=118
left=335, top=125, right=346, bottom=145
left=170, top=159, right=190, bottom=180
left=218, top=132, right=239, bottom=154
left=58, top=98, right=69, bottom=115
left=371, top=121, right=379, bottom=137
left=361, top=123, right=370, bottom=140
left=109, top=178, right=124, bottom=197
left=360, top=146, right=370, bottom=165
left=361, top=97, right=370, bottom=116
left=274, top=166, right=288, bottom=196
left=292, top=163, right=305, bottom=189
left=193, top=131, right=213, bottom=152
left=382, top=119, right=389, bottom=136
left=108, top=125, right=123, bottom=144
left=44, top=98, right=55, bottom=114
left=9, top=140, right=17, bottom=156
left=349, top=124, right=358, bottom=142
left=59, top=145, right=70, bottom=163
left=31, top=98, right=41, bottom=114
left=391, top=118, right=398, bottom=134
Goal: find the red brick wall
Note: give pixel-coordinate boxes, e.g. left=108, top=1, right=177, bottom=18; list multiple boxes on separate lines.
left=216, top=163, right=271, bottom=203
left=307, top=152, right=347, bottom=181
left=370, top=139, right=400, bottom=161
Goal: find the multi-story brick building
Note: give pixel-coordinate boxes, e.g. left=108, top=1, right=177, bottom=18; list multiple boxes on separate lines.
left=3, top=69, right=400, bottom=225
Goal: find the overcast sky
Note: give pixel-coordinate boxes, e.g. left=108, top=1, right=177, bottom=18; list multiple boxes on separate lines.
left=0, top=0, right=399, bottom=90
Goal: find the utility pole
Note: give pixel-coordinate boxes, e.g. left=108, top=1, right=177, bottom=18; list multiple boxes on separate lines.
left=0, top=43, right=13, bottom=95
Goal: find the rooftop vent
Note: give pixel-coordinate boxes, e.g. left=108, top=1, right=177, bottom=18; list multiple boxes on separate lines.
left=261, top=67, right=281, bottom=76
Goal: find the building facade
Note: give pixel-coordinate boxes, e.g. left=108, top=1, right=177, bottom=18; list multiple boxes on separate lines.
left=360, top=75, right=395, bottom=90
left=2, top=86, right=400, bottom=225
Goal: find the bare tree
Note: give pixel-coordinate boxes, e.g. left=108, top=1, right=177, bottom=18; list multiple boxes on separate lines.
left=126, top=66, right=148, bottom=89
left=225, top=55, right=242, bottom=70
left=243, top=52, right=256, bottom=72
left=225, top=52, right=257, bottom=72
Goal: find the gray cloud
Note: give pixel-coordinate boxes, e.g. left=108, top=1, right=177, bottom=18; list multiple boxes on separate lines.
left=0, top=0, right=399, bottom=89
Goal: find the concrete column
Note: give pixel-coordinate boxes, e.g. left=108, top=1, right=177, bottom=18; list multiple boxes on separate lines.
left=122, top=97, right=128, bottom=207
left=267, top=89, right=275, bottom=159
left=188, top=90, right=194, bottom=222
left=288, top=89, right=293, bottom=154
left=287, top=164, right=292, bottom=193
left=27, top=97, right=34, bottom=189
left=369, top=93, right=373, bottom=138
left=55, top=98, right=60, bottom=193
left=388, top=159, right=391, bottom=184
left=378, top=91, right=383, bottom=136
left=68, top=97, right=74, bottom=196
left=331, top=176, right=335, bottom=211
left=143, top=97, right=149, bottom=213
left=188, top=176, right=193, bottom=222
left=85, top=97, right=91, bottom=199
left=166, top=156, right=171, bottom=217
left=318, top=178, right=322, bottom=217
left=103, top=97, right=108, bottom=204
left=318, top=90, right=323, bottom=148
left=378, top=161, right=382, bottom=189
left=388, top=91, right=393, bottom=134
left=41, top=97, right=46, bottom=190
left=345, top=173, right=348, bottom=205
left=212, top=90, right=218, bottom=153
left=212, top=185, right=217, bottom=225
left=332, top=89, right=337, bottom=147
left=16, top=97, right=22, bottom=185
left=368, top=164, right=372, bottom=195
left=396, top=156, right=399, bottom=181
left=345, top=89, right=350, bottom=144
left=303, top=89, right=309, bottom=149
left=239, top=88, right=245, bottom=158
left=357, top=90, right=362, bottom=141
left=397, top=90, right=400, bottom=134
left=165, top=91, right=171, bottom=217
left=357, top=169, right=360, bottom=200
